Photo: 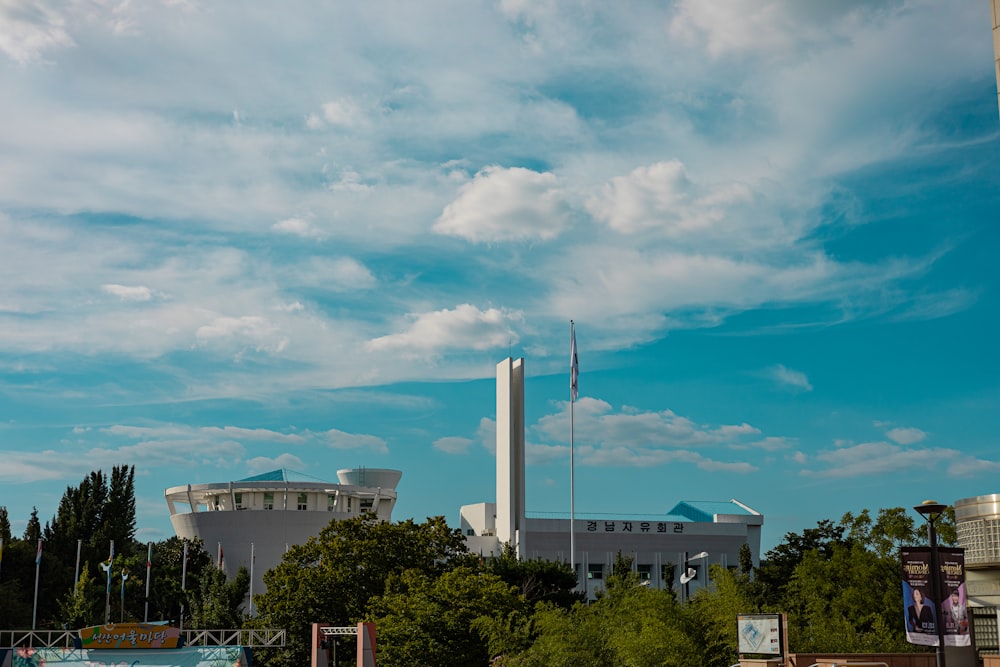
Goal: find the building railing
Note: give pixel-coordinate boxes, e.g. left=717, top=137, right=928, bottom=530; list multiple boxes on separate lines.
left=0, top=629, right=285, bottom=648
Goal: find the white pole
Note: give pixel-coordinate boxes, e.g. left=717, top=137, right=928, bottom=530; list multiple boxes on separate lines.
left=144, top=542, right=152, bottom=622
left=180, top=541, right=188, bottom=631
left=74, top=539, right=82, bottom=588
left=32, top=539, right=42, bottom=630
left=249, top=542, right=255, bottom=616
left=570, top=321, right=578, bottom=576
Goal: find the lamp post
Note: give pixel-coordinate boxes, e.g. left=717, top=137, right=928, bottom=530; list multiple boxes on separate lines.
left=680, top=551, right=709, bottom=603
left=914, top=500, right=948, bottom=667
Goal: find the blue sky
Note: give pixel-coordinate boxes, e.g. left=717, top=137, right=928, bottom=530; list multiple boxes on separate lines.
left=1, top=0, right=998, bottom=553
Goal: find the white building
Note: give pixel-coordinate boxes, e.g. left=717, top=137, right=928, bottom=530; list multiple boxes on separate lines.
left=164, top=467, right=402, bottom=598
left=460, top=357, right=764, bottom=600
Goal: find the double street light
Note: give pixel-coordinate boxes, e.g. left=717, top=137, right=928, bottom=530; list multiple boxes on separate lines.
left=914, top=499, right=948, bottom=667
left=680, top=550, right=709, bottom=603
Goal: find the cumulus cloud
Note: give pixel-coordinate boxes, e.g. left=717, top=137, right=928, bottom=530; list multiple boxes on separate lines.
left=802, top=439, right=1000, bottom=478
left=324, top=428, right=389, bottom=454
left=366, top=304, right=522, bottom=353
left=272, top=217, right=324, bottom=238
left=433, top=166, right=570, bottom=243
left=195, top=315, right=288, bottom=355
left=102, top=284, right=154, bottom=302
left=433, top=436, right=474, bottom=454
left=587, top=161, right=751, bottom=236
left=526, top=398, right=764, bottom=472
left=767, top=364, right=813, bottom=392
left=246, top=453, right=306, bottom=472
left=885, top=426, right=927, bottom=445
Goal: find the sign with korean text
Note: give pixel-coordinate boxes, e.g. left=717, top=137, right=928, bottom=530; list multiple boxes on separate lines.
left=737, top=614, right=782, bottom=655
left=79, top=623, right=181, bottom=650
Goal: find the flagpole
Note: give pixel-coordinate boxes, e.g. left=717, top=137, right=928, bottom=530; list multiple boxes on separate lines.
left=0, top=537, right=5, bottom=581
left=144, top=542, right=152, bottom=622
left=104, top=540, right=114, bottom=624
left=249, top=542, right=255, bottom=617
left=570, top=321, right=577, bottom=576
left=32, top=539, right=42, bottom=630
left=74, top=539, right=82, bottom=588
left=180, top=540, right=188, bottom=631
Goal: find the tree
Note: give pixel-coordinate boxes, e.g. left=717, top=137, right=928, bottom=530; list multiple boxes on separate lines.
left=189, top=565, right=250, bottom=628
left=251, top=515, right=473, bottom=667
left=754, top=519, right=846, bottom=606
left=59, top=563, right=102, bottom=628
left=23, top=507, right=41, bottom=542
left=370, top=566, right=527, bottom=667
left=485, top=543, right=583, bottom=608
left=0, top=506, right=11, bottom=542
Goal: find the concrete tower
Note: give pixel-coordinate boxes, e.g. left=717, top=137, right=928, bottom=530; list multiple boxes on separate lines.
left=495, top=357, right=526, bottom=557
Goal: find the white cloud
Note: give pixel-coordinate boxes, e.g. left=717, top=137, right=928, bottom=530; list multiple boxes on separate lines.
left=767, top=364, right=813, bottom=392
left=535, top=397, right=761, bottom=449
left=246, top=453, right=306, bottom=473
left=433, top=436, right=474, bottom=454
left=0, top=1, right=74, bottom=64
left=272, top=217, right=324, bottom=239
left=324, top=428, right=388, bottom=454
left=802, top=440, right=1000, bottom=479
left=587, top=161, right=752, bottom=236
left=366, top=304, right=522, bottom=354
left=433, top=166, right=570, bottom=243
left=885, top=426, right=927, bottom=445
left=478, top=417, right=496, bottom=455
left=102, top=284, right=154, bottom=302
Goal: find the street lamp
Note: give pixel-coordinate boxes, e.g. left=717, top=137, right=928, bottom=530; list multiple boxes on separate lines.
left=914, top=499, right=948, bottom=667
left=680, top=551, right=709, bottom=603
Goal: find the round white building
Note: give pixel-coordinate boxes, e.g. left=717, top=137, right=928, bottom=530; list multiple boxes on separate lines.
left=164, top=467, right=402, bottom=598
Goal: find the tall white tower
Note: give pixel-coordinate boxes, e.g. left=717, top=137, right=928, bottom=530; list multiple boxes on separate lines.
left=495, top=357, right=526, bottom=557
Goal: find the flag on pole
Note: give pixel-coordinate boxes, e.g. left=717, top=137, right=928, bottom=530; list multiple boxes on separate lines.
left=121, top=569, right=129, bottom=599
left=570, top=321, right=579, bottom=402
left=35, top=539, right=43, bottom=565
left=217, top=542, right=224, bottom=571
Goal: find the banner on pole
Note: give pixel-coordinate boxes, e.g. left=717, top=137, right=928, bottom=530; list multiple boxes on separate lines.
left=901, top=546, right=970, bottom=647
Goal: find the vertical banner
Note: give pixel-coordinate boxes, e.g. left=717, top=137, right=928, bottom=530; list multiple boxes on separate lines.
left=939, top=547, right=970, bottom=646
left=901, top=547, right=970, bottom=647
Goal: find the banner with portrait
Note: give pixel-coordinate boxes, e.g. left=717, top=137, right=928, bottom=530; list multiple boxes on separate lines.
left=901, top=546, right=970, bottom=647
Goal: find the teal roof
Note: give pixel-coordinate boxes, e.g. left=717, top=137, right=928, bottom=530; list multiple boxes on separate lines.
left=237, top=469, right=330, bottom=484
left=667, top=500, right=756, bottom=522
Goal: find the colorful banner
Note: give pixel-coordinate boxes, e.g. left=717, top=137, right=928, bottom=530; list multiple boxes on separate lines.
left=9, top=647, right=246, bottom=667
left=79, top=624, right=182, bottom=650
left=901, top=547, right=970, bottom=647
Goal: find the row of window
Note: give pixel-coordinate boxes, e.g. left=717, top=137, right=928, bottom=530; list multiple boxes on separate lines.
left=222, top=492, right=375, bottom=512
left=583, top=563, right=687, bottom=583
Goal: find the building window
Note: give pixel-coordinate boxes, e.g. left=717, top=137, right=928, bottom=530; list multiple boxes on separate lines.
left=637, top=564, right=652, bottom=581
left=587, top=564, right=603, bottom=580
left=360, top=497, right=374, bottom=511
left=234, top=493, right=243, bottom=510
left=263, top=492, right=274, bottom=511
left=347, top=497, right=353, bottom=512
left=466, top=529, right=475, bottom=536
left=328, top=495, right=336, bottom=511
left=297, top=493, right=308, bottom=511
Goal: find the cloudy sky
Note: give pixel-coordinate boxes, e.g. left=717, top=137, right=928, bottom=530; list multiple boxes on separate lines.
left=1, top=0, right=998, bottom=552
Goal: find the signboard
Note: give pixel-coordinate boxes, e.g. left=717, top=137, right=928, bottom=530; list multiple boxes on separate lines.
left=737, top=614, right=782, bottom=655
left=6, top=646, right=245, bottom=667
left=79, top=624, right=181, bottom=650
left=901, top=547, right=970, bottom=647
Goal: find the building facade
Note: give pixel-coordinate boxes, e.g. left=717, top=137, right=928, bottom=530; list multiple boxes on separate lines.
left=460, top=357, right=764, bottom=600
left=955, top=493, right=1000, bottom=607
left=164, top=467, right=402, bottom=598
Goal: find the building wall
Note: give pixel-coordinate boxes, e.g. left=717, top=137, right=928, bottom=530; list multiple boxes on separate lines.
left=956, top=493, right=1000, bottom=607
